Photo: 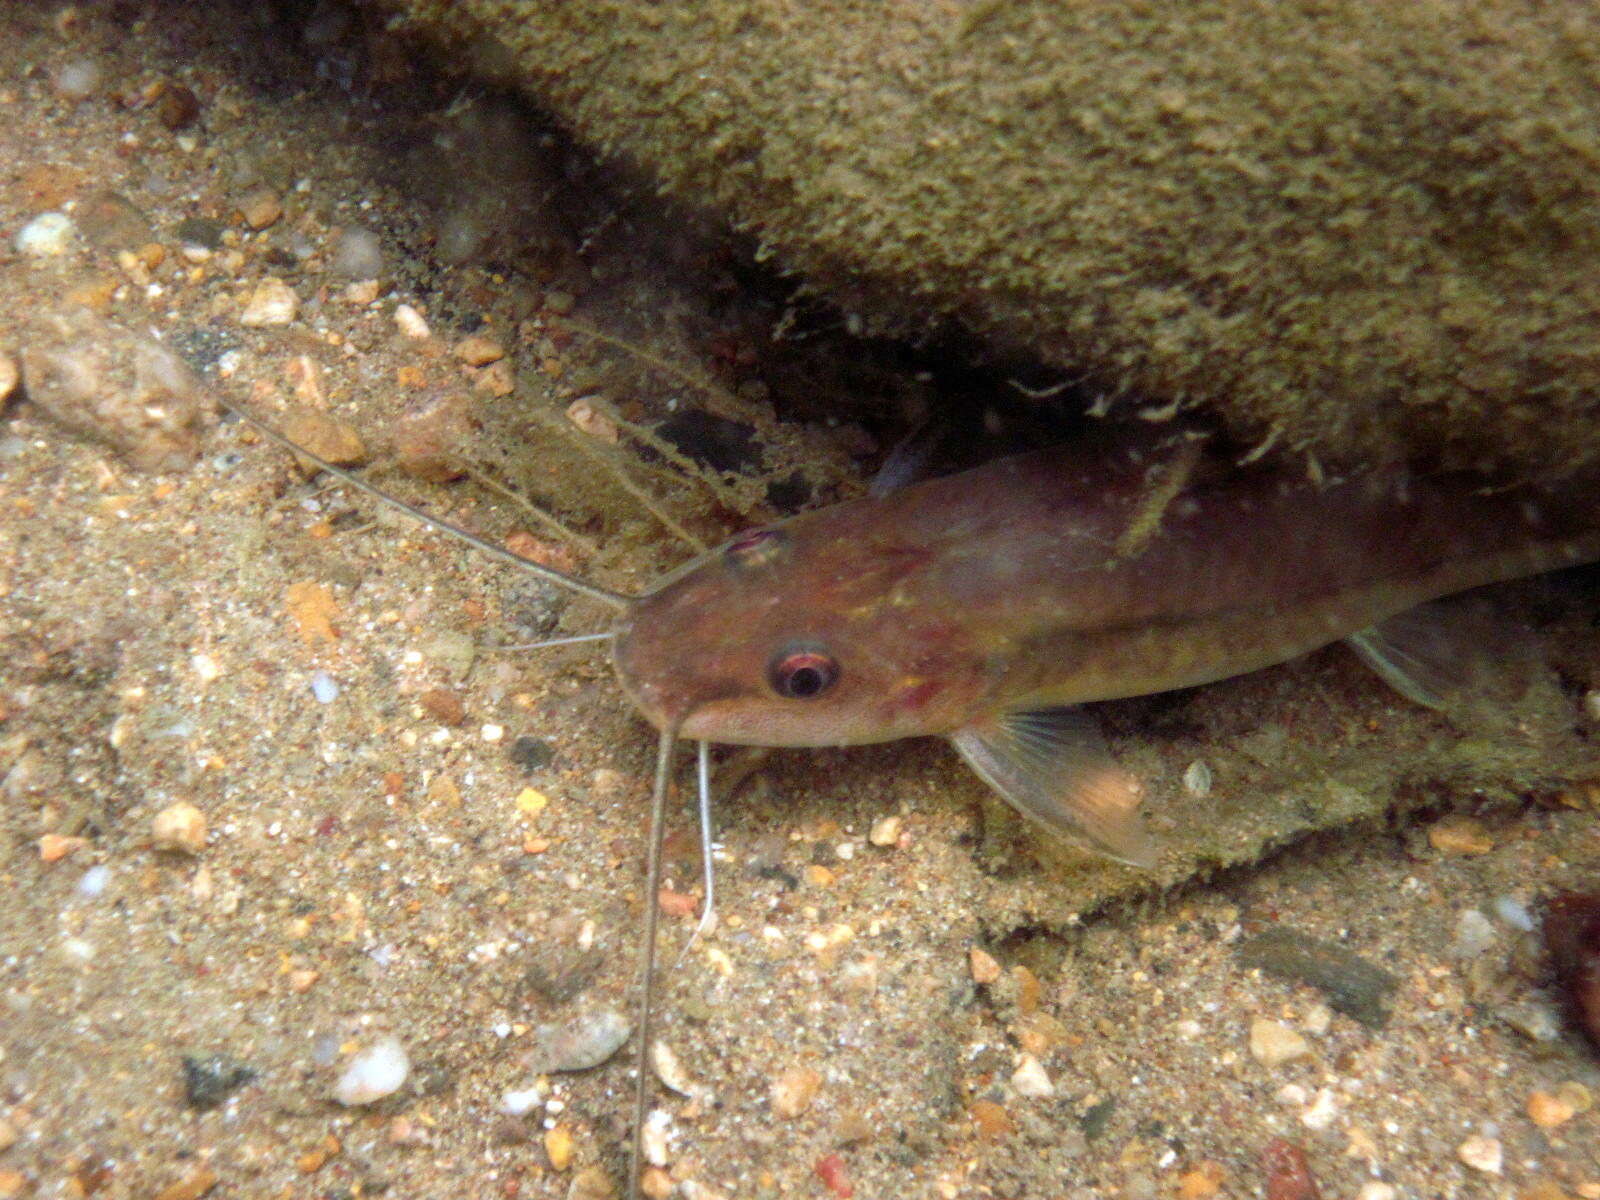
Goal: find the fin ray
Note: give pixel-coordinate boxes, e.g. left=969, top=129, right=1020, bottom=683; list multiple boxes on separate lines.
left=950, top=707, right=1157, bottom=868
left=1344, top=604, right=1473, bottom=709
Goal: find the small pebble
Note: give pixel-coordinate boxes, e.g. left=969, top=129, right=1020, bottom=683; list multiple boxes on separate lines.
left=1456, top=1134, right=1502, bottom=1175
left=1177, top=1163, right=1225, bottom=1200
left=53, top=59, right=102, bottom=99
left=566, top=397, right=620, bottom=443
left=20, top=315, right=206, bottom=471
left=281, top=411, right=367, bottom=467
left=1011, top=1054, right=1055, bottom=1098
left=394, top=303, right=431, bottom=340
left=420, top=688, right=465, bottom=725
left=330, top=226, right=384, bottom=279
left=76, top=864, right=109, bottom=897
left=453, top=334, right=505, bottom=366
left=1260, top=1138, right=1320, bottom=1200
left=310, top=670, right=338, bottom=704
left=1528, top=1088, right=1578, bottom=1128
left=814, top=1153, right=854, bottom=1199
left=652, top=1039, right=712, bottom=1102
left=641, top=1109, right=672, bottom=1166
left=1299, top=1088, right=1338, bottom=1130
left=1493, top=895, right=1536, bottom=932
left=15, top=212, right=76, bottom=256
left=1452, top=909, right=1497, bottom=958
left=239, top=278, right=299, bottom=327
left=333, top=1035, right=411, bottom=1105
left=528, top=1008, right=630, bottom=1073
left=392, top=395, right=472, bottom=482
left=76, top=190, right=155, bottom=251
left=501, top=1086, right=542, bottom=1116
left=155, top=82, right=200, bottom=130
left=969, top=1098, right=1014, bottom=1139
left=1250, top=1018, right=1312, bottom=1067
left=1353, top=1185, right=1396, bottom=1200
left=1183, top=760, right=1213, bottom=797
left=639, top=1167, right=674, bottom=1200
left=568, top=1167, right=618, bottom=1199
left=182, top=1052, right=257, bottom=1110
left=868, top=815, right=902, bottom=846
left=343, top=279, right=381, bottom=305
left=970, top=946, right=1002, bottom=984
left=39, top=833, right=88, bottom=863
left=1428, top=815, right=1494, bottom=856
left=236, top=186, right=283, bottom=230
left=771, top=1066, right=822, bottom=1117
left=1498, top=999, right=1564, bottom=1043
left=0, top=353, right=17, bottom=402
left=544, top=1124, right=575, bottom=1170
left=174, top=215, right=226, bottom=251
left=150, top=1166, right=218, bottom=1200
left=152, top=801, right=207, bottom=854
left=474, top=358, right=515, bottom=396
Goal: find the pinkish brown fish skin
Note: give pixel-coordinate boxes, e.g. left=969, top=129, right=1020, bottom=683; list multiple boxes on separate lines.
left=612, top=437, right=1600, bottom=747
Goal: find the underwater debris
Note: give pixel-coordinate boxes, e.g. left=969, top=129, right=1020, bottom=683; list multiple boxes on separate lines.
left=1235, top=928, right=1398, bottom=1030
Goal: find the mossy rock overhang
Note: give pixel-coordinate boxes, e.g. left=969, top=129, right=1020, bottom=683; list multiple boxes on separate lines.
left=376, top=0, right=1600, bottom=482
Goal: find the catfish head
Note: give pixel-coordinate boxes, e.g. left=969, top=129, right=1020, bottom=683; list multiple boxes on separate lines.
left=612, top=520, right=992, bottom=747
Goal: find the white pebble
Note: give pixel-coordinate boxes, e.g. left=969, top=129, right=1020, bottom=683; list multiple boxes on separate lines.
left=1355, top=1185, right=1397, bottom=1200
left=1452, top=908, right=1496, bottom=958
left=1456, top=1134, right=1502, bottom=1175
left=330, top=226, right=384, bottom=279
left=53, top=59, right=101, bottom=99
left=15, top=212, right=76, bottom=256
left=501, top=1086, right=541, bottom=1116
left=1011, top=1054, right=1055, bottom=1098
left=1182, top=760, right=1213, bottom=797
left=76, top=864, right=110, bottom=898
left=642, top=1109, right=673, bottom=1167
left=310, top=670, right=338, bottom=704
left=394, top=303, right=431, bottom=340
left=651, top=1039, right=712, bottom=1103
left=1492, top=894, right=1535, bottom=932
left=1299, top=1087, right=1339, bottom=1130
left=239, top=278, right=299, bottom=327
left=868, top=815, right=902, bottom=846
left=333, top=1035, right=411, bottom=1105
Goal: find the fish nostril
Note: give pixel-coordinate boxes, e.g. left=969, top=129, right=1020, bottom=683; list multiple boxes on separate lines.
left=724, top=528, right=785, bottom=567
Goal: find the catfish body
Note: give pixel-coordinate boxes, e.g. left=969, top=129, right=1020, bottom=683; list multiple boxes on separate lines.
left=612, top=438, right=1600, bottom=862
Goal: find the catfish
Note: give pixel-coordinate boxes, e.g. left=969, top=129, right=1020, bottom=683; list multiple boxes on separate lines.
left=222, top=402, right=1600, bottom=1197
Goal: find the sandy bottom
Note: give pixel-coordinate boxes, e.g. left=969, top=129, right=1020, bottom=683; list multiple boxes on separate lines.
left=1, top=5, right=1597, bottom=1199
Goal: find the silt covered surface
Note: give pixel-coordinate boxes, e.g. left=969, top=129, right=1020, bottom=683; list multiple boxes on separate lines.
left=382, top=0, right=1600, bottom=481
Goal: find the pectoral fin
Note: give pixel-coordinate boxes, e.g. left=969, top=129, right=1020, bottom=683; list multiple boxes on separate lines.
left=950, top=706, right=1158, bottom=868
left=1344, top=605, right=1471, bottom=710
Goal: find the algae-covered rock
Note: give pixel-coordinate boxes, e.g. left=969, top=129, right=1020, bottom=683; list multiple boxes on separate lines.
left=378, top=0, right=1600, bottom=480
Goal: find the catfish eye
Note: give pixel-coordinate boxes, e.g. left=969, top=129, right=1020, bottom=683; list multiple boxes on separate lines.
left=768, top=647, right=838, bottom=700
left=725, top=528, right=784, bottom=567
